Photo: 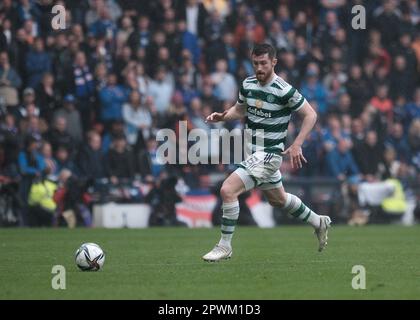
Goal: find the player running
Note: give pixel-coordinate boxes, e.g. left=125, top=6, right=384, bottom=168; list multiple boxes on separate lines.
left=203, top=43, right=331, bottom=262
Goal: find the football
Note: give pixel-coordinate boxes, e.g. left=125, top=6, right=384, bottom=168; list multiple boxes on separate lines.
left=75, top=243, right=105, bottom=271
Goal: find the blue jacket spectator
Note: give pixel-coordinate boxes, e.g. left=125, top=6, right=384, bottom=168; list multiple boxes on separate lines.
left=385, top=123, right=411, bottom=163
left=99, top=74, right=128, bottom=122
left=326, top=139, right=360, bottom=181
left=178, top=20, right=201, bottom=66
left=25, top=38, right=51, bottom=89
left=18, top=151, right=45, bottom=176
left=177, top=73, right=199, bottom=107
left=17, top=3, right=41, bottom=27
left=88, top=8, right=117, bottom=40
left=300, top=70, right=328, bottom=115
left=404, top=88, right=420, bottom=125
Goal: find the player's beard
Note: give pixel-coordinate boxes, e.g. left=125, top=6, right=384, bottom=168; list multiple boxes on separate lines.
left=256, top=71, right=272, bottom=84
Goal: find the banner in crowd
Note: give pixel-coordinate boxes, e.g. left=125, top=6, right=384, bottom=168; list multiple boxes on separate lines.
left=176, top=190, right=275, bottom=228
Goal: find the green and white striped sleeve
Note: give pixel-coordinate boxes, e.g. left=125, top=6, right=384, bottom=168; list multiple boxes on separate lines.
left=284, top=87, right=306, bottom=111
left=237, top=81, right=246, bottom=105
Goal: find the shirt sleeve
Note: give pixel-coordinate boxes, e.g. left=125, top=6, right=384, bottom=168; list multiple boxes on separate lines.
left=237, top=81, right=246, bottom=106
left=284, top=87, right=306, bottom=111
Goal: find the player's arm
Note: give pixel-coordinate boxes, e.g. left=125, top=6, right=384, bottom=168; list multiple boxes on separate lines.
left=206, top=102, right=246, bottom=123
left=282, top=101, right=317, bottom=169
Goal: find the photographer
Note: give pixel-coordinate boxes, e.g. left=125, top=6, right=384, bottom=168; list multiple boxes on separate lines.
left=0, top=144, right=20, bottom=226
left=53, top=169, right=92, bottom=228
left=145, top=175, right=186, bottom=227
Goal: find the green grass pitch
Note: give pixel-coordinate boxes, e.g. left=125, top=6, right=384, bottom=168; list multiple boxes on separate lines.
left=0, top=226, right=419, bottom=299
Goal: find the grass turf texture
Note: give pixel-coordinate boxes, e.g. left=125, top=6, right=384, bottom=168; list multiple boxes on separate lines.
left=0, top=226, right=419, bottom=299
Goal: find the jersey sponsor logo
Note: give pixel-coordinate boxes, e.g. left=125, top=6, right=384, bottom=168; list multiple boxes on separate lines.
left=248, top=107, right=272, bottom=118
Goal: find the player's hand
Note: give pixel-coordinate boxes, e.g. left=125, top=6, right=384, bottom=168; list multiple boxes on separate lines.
left=205, top=111, right=228, bottom=123
left=282, top=144, right=307, bottom=169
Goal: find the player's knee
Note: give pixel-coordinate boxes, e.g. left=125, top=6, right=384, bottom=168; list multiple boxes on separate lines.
left=220, top=185, right=237, bottom=202
left=268, top=196, right=287, bottom=208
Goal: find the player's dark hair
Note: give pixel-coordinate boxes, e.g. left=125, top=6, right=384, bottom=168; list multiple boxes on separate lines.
left=251, top=43, right=276, bottom=60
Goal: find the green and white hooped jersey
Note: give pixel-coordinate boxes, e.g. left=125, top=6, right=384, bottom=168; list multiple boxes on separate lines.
left=238, top=75, right=306, bottom=154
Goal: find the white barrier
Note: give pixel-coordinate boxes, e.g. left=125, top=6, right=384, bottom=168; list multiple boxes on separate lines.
left=93, top=203, right=151, bottom=228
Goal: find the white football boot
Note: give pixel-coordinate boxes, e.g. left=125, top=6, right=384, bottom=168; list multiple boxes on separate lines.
left=202, top=244, right=232, bottom=262
left=315, top=216, right=332, bottom=252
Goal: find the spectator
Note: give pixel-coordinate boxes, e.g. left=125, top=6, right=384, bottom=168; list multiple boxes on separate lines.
left=268, top=21, right=292, bottom=52
left=346, top=65, right=370, bottom=118
left=114, top=45, right=132, bottom=78
left=210, top=59, right=237, bottom=102
left=177, top=19, right=200, bottom=66
left=0, top=113, right=20, bottom=163
left=176, top=0, right=208, bottom=39
left=326, top=139, right=360, bottom=182
left=148, top=66, right=175, bottom=114
left=27, top=169, right=57, bottom=227
left=137, top=137, right=165, bottom=178
left=72, top=51, right=95, bottom=131
left=372, top=0, right=401, bottom=49
left=99, top=73, right=128, bottom=127
left=45, top=116, right=73, bottom=155
left=54, top=94, right=83, bottom=144
left=51, top=31, right=72, bottom=94
left=300, top=65, right=328, bottom=115
left=55, top=145, right=76, bottom=175
left=88, top=6, right=117, bottom=41
left=177, top=71, right=199, bottom=107
left=85, top=0, right=121, bottom=26
left=322, top=115, right=351, bottom=153
left=205, top=31, right=238, bottom=75
left=369, top=85, right=393, bottom=123
left=17, top=87, right=40, bottom=120
left=353, top=131, right=384, bottom=182
left=385, top=122, right=411, bottom=163
left=389, top=55, right=414, bottom=100
left=404, top=88, right=420, bottom=126
left=101, top=119, right=126, bottom=153
left=25, top=37, right=51, bottom=89
left=18, top=135, right=45, bottom=225
left=0, top=51, right=22, bottom=108
left=116, top=15, right=134, bottom=51
left=36, top=72, right=58, bottom=122
left=234, top=11, right=265, bottom=47
left=41, top=139, right=57, bottom=173
left=104, top=133, right=135, bottom=184
left=127, top=15, right=151, bottom=53
left=76, top=131, right=105, bottom=180
left=408, top=119, right=420, bottom=171
left=122, top=90, right=153, bottom=146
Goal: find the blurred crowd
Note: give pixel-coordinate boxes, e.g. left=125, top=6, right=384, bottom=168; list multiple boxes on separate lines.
left=0, top=0, right=419, bottom=227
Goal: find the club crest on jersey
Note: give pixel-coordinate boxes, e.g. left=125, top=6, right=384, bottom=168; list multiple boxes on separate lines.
left=255, top=99, right=263, bottom=109
left=267, top=94, right=275, bottom=103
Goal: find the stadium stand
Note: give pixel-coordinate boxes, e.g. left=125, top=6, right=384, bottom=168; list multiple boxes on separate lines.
left=0, top=0, right=419, bottom=227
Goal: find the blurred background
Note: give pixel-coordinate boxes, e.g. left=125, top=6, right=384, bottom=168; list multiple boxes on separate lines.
left=0, top=0, right=419, bottom=229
